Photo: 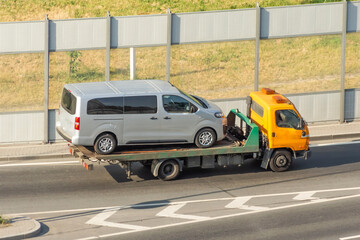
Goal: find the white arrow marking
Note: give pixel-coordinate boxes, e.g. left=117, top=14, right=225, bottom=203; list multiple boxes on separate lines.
left=86, top=207, right=149, bottom=230
left=156, top=203, right=210, bottom=220
left=225, top=197, right=269, bottom=211
left=293, top=191, right=319, bottom=201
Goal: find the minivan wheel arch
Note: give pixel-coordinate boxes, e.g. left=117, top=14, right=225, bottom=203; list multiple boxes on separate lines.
left=94, top=132, right=118, bottom=155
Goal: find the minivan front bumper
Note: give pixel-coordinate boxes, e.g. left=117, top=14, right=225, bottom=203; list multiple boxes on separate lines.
left=56, top=126, right=72, bottom=143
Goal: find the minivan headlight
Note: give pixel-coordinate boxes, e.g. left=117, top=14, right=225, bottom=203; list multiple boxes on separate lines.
left=214, top=112, right=225, bottom=118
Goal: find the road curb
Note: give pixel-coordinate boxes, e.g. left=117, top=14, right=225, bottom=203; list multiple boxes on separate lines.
left=0, top=216, right=42, bottom=240
left=0, top=154, right=73, bottom=161
left=310, top=133, right=360, bottom=142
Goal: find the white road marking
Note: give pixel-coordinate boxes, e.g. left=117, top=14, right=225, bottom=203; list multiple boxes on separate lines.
left=156, top=203, right=210, bottom=220
left=225, top=196, right=269, bottom=211
left=10, top=186, right=360, bottom=216
left=86, top=207, right=149, bottom=230
left=340, top=234, right=360, bottom=240
left=293, top=191, right=319, bottom=201
left=310, top=141, right=360, bottom=148
left=88, top=193, right=360, bottom=239
left=0, top=160, right=78, bottom=167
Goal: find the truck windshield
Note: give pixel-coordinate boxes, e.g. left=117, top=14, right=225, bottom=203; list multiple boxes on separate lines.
left=275, top=110, right=302, bottom=130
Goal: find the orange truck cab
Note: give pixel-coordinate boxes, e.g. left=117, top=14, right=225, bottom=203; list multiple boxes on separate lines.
left=248, top=88, right=311, bottom=172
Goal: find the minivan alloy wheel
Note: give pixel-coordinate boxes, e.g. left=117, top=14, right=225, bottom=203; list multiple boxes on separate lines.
left=99, top=138, right=113, bottom=152
left=195, top=128, right=216, bottom=148
left=94, top=133, right=116, bottom=155
left=199, top=131, right=213, bottom=146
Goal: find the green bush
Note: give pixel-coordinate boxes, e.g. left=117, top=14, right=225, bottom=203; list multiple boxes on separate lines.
left=0, top=216, right=10, bottom=225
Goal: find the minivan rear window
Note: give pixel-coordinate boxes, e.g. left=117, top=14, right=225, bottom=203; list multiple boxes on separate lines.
left=87, top=97, right=124, bottom=115
left=61, top=88, right=77, bottom=115
left=124, top=96, right=157, bottom=114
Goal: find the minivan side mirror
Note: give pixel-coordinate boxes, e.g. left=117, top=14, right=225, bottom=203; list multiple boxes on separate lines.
left=190, top=104, right=198, bottom=113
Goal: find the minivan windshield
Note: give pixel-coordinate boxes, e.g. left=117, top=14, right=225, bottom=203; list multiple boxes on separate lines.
left=61, top=88, right=77, bottom=115
left=176, top=88, right=207, bottom=108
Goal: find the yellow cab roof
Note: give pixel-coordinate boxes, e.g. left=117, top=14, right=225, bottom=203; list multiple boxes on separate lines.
left=250, top=88, right=293, bottom=109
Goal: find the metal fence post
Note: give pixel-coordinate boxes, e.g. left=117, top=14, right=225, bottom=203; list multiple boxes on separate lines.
left=340, top=0, right=347, bottom=123
left=130, top=48, right=136, bottom=80
left=44, top=14, right=49, bottom=144
left=105, top=11, right=111, bottom=81
left=254, top=2, right=261, bottom=91
left=166, top=8, right=172, bottom=82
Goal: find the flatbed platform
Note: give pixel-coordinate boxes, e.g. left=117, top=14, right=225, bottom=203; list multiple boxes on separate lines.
left=72, top=138, right=258, bottom=162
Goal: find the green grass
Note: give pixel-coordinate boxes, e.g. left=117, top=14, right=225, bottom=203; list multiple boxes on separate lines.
left=0, top=0, right=359, bottom=112
left=0, top=216, right=10, bottom=225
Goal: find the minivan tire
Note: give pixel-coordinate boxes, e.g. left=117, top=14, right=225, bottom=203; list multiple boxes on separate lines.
left=94, top=133, right=117, bottom=155
left=195, top=128, right=216, bottom=148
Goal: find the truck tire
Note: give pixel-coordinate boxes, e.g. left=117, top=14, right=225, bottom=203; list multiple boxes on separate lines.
left=269, top=150, right=292, bottom=172
left=158, top=159, right=180, bottom=181
left=195, top=128, right=216, bottom=148
left=94, top=133, right=116, bottom=155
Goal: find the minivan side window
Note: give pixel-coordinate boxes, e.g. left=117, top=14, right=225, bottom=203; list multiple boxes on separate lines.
left=275, top=109, right=301, bottom=129
left=124, top=96, right=157, bottom=114
left=87, top=97, right=124, bottom=115
left=61, top=88, right=77, bottom=115
left=163, top=95, right=198, bottom=113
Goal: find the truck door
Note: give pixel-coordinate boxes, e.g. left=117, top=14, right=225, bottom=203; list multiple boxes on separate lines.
left=271, top=109, right=308, bottom=151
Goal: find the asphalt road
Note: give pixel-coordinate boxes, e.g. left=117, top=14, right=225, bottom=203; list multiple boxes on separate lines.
left=0, top=142, right=360, bottom=240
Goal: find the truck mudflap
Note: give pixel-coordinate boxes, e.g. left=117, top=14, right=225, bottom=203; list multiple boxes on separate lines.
left=260, top=149, right=273, bottom=170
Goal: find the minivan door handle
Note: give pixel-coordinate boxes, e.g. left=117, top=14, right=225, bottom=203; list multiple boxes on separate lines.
left=150, top=117, right=158, bottom=120
left=164, top=116, right=171, bottom=120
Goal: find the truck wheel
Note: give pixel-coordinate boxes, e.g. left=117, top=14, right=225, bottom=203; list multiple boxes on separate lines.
left=158, top=159, right=180, bottom=181
left=94, top=133, right=116, bottom=155
left=269, top=150, right=292, bottom=172
left=195, top=128, right=216, bottom=148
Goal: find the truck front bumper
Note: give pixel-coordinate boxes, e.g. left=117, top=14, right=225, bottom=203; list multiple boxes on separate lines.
left=295, top=148, right=311, bottom=160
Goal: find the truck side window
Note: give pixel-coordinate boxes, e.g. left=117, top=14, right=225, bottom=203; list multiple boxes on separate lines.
left=275, top=110, right=301, bottom=129
left=163, top=95, right=198, bottom=113
left=251, top=101, right=264, bottom=117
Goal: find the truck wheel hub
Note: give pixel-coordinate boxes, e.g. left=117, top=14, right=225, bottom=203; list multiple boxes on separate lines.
left=276, top=156, right=287, bottom=167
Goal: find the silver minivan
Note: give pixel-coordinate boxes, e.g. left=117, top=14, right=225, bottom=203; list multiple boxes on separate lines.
left=56, top=80, right=225, bottom=154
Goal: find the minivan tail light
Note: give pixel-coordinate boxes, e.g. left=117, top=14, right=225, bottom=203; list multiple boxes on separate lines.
left=74, top=117, right=80, bottom=130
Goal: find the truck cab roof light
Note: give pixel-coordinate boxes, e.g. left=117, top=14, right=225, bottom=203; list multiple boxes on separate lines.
left=261, top=88, right=275, bottom=95
left=272, top=96, right=288, bottom=103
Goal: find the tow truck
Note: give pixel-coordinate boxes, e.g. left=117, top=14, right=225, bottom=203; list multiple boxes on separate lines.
left=69, top=88, right=311, bottom=181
